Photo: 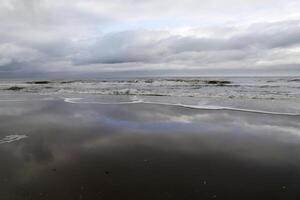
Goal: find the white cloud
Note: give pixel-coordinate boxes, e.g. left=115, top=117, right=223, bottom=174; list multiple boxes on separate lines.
left=0, top=0, right=299, bottom=76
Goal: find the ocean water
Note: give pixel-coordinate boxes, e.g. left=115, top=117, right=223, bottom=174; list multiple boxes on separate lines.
left=0, top=76, right=300, bottom=114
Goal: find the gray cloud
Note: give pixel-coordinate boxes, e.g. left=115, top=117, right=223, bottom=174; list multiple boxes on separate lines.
left=0, top=0, right=300, bottom=76
left=72, top=20, right=300, bottom=72
left=171, top=21, right=300, bottom=51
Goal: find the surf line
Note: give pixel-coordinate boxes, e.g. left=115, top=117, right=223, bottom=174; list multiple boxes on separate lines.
left=64, top=98, right=300, bottom=116
left=64, top=98, right=143, bottom=104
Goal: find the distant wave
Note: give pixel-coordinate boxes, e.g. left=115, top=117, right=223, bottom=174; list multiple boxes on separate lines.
left=1, top=77, right=300, bottom=100
left=0, top=135, right=28, bottom=144
left=63, top=97, right=300, bottom=116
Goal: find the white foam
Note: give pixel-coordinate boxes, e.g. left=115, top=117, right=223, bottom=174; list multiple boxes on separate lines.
left=63, top=97, right=300, bottom=116
left=64, top=97, right=143, bottom=104
left=178, top=104, right=300, bottom=116
left=0, top=135, right=28, bottom=144
left=64, top=98, right=83, bottom=103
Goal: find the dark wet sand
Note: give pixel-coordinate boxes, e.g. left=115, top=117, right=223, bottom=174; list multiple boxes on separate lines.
left=0, top=99, right=300, bottom=200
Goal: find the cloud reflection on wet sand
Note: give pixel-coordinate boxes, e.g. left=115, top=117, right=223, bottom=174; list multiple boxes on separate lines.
left=0, top=100, right=300, bottom=200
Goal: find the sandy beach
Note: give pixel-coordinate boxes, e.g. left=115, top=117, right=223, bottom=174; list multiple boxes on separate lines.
left=1, top=0, right=300, bottom=198
left=0, top=96, right=300, bottom=200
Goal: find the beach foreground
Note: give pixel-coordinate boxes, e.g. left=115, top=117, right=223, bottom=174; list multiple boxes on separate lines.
left=0, top=97, right=300, bottom=200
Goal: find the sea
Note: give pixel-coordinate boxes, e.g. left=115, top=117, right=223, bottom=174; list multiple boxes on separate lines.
left=0, top=76, right=300, bottom=115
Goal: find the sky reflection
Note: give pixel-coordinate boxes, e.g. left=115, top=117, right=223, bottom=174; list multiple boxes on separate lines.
left=0, top=100, right=300, bottom=199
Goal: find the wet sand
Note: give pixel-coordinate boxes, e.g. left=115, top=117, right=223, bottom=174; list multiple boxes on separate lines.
left=0, top=99, right=300, bottom=200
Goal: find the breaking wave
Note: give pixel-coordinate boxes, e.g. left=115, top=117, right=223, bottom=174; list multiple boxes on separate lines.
left=1, top=76, right=300, bottom=100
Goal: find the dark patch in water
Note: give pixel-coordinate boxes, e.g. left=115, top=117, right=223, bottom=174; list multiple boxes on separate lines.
left=61, top=80, right=82, bottom=84
left=113, top=90, right=131, bottom=95
left=205, top=80, right=231, bottom=85
left=145, top=79, right=154, bottom=83
left=6, top=86, right=24, bottom=91
left=259, top=85, right=280, bottom=88
left=167, top=79, right=232, bottom=85
left=60, top=80, right=108, bottom=84
left=169, top=79, right=202, bottom=83
left=140, top=93, right=168, bottom=97
left=288, top=79, right=300, bottom=82
left=27, top=81, right=51, bottom=84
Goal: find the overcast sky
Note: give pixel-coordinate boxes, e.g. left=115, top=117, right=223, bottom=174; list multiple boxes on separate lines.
left=1, top=0, right=300, bottom=77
